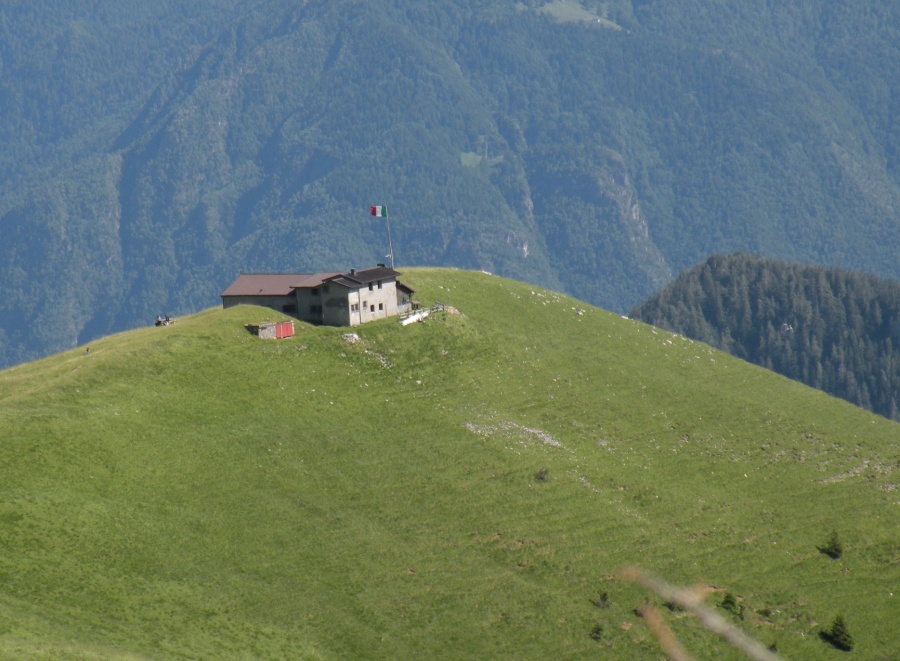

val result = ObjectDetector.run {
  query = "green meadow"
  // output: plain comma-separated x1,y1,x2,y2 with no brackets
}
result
0,269,897,659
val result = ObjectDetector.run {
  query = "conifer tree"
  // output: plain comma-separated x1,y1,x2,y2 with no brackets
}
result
822,614,854,651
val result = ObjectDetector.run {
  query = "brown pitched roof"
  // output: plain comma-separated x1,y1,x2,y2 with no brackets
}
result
221,267,401,297
292,273,342,288
220,273,340,297
325,266,402,288
326,276,360,289
347,266,401,283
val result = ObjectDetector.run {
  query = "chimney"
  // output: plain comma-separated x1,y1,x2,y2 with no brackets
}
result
377,263,386,268
350,268,356,275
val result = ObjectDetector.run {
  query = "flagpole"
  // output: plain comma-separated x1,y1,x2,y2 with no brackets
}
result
385,209,394,270
371,205,394,269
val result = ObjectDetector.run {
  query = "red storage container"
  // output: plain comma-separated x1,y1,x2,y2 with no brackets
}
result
275,321,294,338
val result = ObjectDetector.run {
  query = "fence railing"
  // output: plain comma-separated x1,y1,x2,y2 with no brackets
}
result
398,301,445,323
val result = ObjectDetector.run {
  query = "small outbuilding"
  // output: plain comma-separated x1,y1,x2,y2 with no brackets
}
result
257,321,294,339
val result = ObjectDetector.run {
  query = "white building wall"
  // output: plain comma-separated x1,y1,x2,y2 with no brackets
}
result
356,279,398,324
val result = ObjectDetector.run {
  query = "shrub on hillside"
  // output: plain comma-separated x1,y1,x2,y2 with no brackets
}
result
820,614,854,651
720,592,744,619
590,592,610,609
721,592,737,612
819,530,843,559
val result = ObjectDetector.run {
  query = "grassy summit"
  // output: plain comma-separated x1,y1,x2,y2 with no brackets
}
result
0,269,897,659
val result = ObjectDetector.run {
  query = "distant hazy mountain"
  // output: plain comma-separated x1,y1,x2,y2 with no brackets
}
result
631,253,900,420
1,1,899,368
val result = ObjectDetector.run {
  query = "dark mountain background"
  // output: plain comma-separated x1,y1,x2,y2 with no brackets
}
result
630,253,900,421
1,0,899,368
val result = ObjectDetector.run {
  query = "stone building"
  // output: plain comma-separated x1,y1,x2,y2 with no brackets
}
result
220,265,413,326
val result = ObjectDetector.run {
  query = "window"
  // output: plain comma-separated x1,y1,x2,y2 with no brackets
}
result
309,304,322,314
350,303,359,312
282,304,297,313
378,303,384,311
322,285,330,294
370,305,375,313
368,282,374,291
377,280,382,289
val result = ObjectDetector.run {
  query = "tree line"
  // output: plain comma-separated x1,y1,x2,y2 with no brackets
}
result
631,253,900,420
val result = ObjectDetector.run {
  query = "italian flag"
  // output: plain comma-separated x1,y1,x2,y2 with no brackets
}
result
370,205,387,217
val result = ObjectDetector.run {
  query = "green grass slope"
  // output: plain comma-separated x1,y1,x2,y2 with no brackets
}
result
0,269,897,659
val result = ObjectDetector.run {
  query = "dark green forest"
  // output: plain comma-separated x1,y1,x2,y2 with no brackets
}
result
631,253,900,421
1,0,899,368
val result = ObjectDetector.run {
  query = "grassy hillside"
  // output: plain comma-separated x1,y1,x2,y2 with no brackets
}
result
0,269,897,659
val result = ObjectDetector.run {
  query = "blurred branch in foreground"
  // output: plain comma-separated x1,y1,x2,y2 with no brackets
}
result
619,567,782,661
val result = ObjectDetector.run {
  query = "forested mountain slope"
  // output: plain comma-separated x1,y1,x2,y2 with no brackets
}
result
1,0,899,368
631,253,900,421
